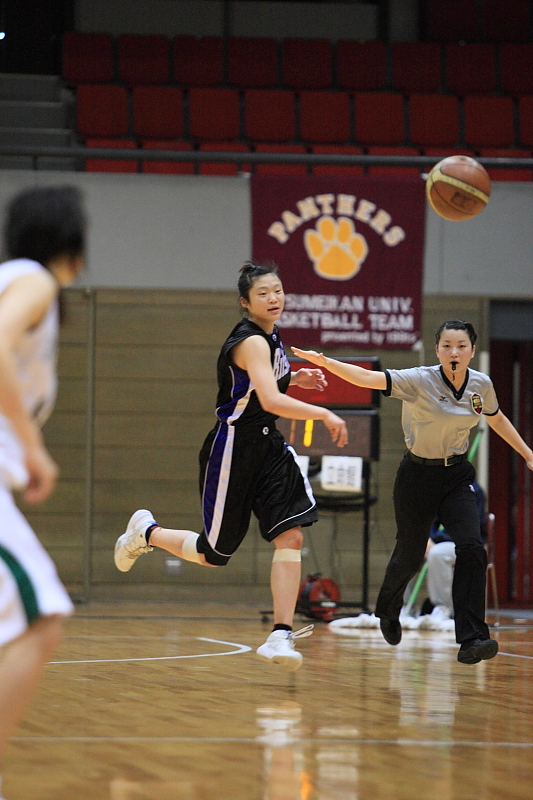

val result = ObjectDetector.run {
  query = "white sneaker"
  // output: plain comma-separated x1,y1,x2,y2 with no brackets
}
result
430,604,452,623
256,625,314,672
418,604,455,631
114,509,157,572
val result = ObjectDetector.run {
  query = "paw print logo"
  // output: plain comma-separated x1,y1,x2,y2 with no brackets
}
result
304,216,368,281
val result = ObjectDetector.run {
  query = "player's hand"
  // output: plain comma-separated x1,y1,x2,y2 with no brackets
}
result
23,444,59,504
291,347,328,368
526,456,533,473
293,368,328,391
323,411,348,448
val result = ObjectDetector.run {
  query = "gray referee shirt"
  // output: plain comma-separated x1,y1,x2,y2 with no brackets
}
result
383,365,499,460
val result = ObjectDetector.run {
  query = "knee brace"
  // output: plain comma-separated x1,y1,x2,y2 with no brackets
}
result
273,548,301,563
181,531,203,564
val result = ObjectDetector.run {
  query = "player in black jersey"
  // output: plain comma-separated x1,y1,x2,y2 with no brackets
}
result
114,262,347,671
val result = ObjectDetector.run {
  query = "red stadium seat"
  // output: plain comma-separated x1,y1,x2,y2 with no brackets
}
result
188,88,240,141
85,138,138,173
355,93,405,146
173,36,223,86
464,96,514,147
367,146,420,176
336,41,386,91
281,39,332,89
311,146,364,176
409,94,459,147
76,85,128,137
254,144,307,175
141,140,194,174
445,44,496,95
199,142,251,175
481,0,531,42
424,0,478,42
244,90,295,142
478,148,532,182
501,44,533,96
519,97,533,147
228,38,278,87
391,43,442,93
62,32,114,84
133,87,184,139
299,91,350,144
118,35,169,85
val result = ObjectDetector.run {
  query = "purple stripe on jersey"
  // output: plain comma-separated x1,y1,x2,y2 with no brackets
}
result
216,365,252,424
201,423,235,549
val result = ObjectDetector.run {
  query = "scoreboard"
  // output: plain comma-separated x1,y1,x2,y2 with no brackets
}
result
277,409,380,461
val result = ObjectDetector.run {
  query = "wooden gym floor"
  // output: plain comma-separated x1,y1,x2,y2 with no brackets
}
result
4,602,533,800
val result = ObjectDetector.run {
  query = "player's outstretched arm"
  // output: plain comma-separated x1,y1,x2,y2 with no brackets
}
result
291,347,387,391
486,410,533,471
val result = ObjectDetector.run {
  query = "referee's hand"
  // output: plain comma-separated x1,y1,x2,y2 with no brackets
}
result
323,410,348,447
291,347,327,368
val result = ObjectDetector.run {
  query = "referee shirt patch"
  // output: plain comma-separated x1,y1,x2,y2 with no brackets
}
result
471,393,483,415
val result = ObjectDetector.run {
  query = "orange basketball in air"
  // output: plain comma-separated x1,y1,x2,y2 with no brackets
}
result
426,155,491,221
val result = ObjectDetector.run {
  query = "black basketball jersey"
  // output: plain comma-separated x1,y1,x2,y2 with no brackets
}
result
215,318,291,427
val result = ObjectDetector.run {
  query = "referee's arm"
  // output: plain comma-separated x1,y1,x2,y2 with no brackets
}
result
291,347,387,391
486,409,533,471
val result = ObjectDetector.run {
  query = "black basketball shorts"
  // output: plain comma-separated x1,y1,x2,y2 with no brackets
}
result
196,422,318,566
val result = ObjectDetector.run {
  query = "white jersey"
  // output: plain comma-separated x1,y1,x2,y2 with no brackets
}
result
384,364,499,460
0,258,58,489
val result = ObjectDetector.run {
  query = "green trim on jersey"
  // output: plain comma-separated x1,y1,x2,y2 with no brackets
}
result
0,544,39,624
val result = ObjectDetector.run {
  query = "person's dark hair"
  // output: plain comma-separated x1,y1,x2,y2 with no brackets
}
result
4,185,86,268
238,260,279,302
435,318,477,347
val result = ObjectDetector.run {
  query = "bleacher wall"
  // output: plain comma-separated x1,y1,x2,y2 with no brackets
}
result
0,170,531,295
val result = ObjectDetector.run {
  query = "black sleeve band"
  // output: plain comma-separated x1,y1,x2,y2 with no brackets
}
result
382,369,392,397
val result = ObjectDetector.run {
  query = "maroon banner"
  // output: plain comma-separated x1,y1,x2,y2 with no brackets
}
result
251,175,426,349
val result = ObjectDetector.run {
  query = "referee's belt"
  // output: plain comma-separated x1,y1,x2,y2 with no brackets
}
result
407,451,466,467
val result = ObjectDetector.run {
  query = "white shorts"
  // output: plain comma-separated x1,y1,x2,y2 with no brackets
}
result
0,483,74,647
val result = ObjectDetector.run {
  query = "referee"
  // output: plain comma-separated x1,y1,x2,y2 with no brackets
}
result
293,319,533,665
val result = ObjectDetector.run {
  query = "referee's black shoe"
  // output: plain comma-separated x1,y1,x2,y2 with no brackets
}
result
457,638,498,665
379,618,402,646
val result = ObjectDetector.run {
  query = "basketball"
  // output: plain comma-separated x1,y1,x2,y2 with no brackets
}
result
426,155,491,221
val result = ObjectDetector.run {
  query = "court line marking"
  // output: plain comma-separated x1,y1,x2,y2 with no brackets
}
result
497,650,533,660
12,738,533,747
47,637,251,665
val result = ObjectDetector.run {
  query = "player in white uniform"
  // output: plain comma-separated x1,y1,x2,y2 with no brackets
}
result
293,319,533,665
114,263,348,671
0,186,86,795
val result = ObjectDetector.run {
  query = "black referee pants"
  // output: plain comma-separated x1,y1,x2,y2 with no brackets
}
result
375,454,490,644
